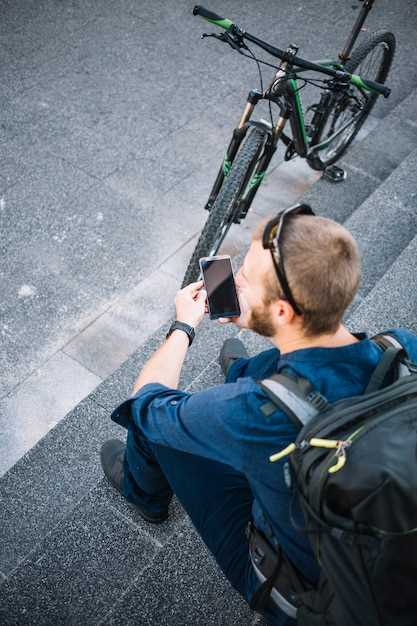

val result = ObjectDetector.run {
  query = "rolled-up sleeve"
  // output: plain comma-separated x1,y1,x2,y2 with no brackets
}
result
112,381,252,471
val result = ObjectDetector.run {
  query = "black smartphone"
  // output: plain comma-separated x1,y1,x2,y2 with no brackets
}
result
199,255,241,320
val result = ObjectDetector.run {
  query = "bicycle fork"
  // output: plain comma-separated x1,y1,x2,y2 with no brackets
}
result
233,112,290,224
204,90,290,223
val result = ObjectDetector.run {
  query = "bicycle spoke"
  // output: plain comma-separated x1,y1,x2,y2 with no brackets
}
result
311,33,394,168
319,94,358,160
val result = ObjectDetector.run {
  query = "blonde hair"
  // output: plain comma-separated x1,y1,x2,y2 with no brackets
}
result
253,214,361,337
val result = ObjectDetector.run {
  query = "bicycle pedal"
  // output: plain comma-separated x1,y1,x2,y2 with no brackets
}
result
323,165,347,183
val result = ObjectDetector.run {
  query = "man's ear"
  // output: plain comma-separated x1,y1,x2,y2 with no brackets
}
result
275,299,296,326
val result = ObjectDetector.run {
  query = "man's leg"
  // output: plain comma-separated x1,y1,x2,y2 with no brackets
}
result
120,421,293,626
123,420,253,597
122,424,173,519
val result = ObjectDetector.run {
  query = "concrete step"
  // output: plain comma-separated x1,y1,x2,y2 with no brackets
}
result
347,232,417,336
0,316,239,574
344,148,417,300
0,316,263,625
301,87,417,224
0,478,259,626
342,87,417,182
0,323,261,625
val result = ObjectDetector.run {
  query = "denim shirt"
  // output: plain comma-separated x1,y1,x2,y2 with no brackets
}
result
111,328,417,583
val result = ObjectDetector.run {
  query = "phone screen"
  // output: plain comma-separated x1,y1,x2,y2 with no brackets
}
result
200,256,241,319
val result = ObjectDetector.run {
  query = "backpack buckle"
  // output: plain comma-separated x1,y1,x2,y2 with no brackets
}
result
306,391,329,411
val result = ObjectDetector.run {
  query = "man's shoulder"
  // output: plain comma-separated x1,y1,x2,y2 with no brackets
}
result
226,346,279,383
190,374,292,417
379,328,417,359
189,376,298,437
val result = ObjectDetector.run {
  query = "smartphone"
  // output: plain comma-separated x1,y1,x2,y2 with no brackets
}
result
199,255,241,320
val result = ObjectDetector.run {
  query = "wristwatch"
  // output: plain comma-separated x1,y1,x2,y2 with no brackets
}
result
166,320,195,347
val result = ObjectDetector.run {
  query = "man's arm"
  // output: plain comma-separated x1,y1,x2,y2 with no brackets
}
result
132,280,207,395
132,330,189,394
127,377,253,473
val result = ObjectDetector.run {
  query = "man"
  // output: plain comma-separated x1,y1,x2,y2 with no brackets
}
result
101,206,417,626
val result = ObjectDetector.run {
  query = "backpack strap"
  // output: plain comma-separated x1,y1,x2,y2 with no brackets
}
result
259,333,410,425
259,368,330,430
366,333,409,394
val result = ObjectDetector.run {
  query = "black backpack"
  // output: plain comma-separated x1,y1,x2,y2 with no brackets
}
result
252,333,417,626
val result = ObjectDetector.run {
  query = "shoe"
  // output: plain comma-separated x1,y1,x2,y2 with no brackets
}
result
100,439,168,524
219,337,249,376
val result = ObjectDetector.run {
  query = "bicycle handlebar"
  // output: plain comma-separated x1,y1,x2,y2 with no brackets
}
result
192,5,233,31
193,5,391,98
350,74,391,98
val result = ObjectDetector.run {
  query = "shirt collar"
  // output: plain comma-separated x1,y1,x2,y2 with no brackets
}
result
277,332,370,364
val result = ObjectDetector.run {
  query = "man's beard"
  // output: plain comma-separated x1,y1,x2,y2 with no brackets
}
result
248,302,276,338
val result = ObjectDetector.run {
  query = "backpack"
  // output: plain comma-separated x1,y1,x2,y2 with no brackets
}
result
249,333,417,626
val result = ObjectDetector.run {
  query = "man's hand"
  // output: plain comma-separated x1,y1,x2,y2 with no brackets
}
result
175,280,207,328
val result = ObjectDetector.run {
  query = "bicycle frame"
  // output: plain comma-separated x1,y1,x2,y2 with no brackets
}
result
202,0,378,222
339,0,376,63
203,58,350,221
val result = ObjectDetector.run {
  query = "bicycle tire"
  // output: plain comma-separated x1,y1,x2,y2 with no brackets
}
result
181,127,267,288
310,30,396,169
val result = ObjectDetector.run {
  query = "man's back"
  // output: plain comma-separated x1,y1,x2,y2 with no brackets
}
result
224,327,417,582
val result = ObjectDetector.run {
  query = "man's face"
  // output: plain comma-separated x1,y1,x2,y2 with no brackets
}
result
234,240,278,337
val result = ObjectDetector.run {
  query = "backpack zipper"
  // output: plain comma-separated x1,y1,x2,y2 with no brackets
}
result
269,427,363,471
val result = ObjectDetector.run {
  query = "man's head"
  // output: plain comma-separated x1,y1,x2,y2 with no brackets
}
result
235,213,361,341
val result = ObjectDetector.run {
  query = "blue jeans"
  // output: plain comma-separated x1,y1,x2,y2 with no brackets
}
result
123,420,295,626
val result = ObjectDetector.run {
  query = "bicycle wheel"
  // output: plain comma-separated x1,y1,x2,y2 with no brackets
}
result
181,127,267,287
311,31,396,168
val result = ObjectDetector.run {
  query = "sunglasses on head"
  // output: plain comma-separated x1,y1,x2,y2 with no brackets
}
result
262,203,315,316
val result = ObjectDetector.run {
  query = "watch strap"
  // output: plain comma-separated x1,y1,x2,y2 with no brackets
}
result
166,321,195,346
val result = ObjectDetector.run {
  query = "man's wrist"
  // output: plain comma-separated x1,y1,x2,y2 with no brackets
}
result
166,320,195,346
176,319,197,329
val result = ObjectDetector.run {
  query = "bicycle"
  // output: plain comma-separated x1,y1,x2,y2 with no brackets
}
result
181,1,395,288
